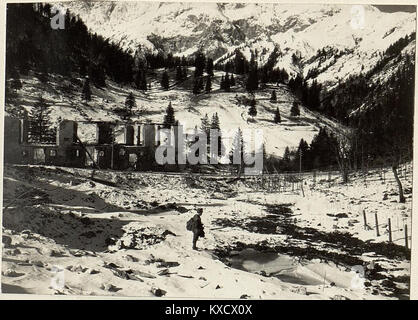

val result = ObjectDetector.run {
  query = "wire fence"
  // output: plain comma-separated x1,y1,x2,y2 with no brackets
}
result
222,161,413,191
236,162,413,249
361,209,411,249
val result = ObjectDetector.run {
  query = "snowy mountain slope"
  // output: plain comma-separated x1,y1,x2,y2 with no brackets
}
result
61,2,416,86
348,39,416,118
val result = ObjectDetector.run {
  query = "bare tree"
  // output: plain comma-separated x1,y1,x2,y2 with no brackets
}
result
388,137,407,203
330,129,353,184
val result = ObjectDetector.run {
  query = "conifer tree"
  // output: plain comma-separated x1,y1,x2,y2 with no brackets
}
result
283,147,291,162
193,77,201,95
125,92,136,117
230,128,245,176
82,76,91,103
206,58,214,77
140,72,147,91
163,102,176,128
246,56,259,92
10,67,22,90
134,69,142,89
274,107,281,123
161,70,169,90
211,113,220,131
280,146,292,171
90,64,106,87
248,101,257,118
5,84,17,105
198,77,204,92
194,51,206,78
297,138,311,171
220,75,225,90
29,95,55,143
224,73,231,92
211,112,222,156
230,74,235,86
205,76,212,93
270,90,277,102
182,66,188,79
201,114,210,136
38,63,49,84
290,101,300,117
176,65,183,81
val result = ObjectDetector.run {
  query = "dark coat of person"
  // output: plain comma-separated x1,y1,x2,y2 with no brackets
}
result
190,214,205,238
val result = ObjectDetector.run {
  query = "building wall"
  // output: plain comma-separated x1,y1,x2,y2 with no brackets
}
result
58,120,77,147
4,116,22,163
144,124,156,149
125,125,134,145
4,117,169,170
97,122,114,144
95,145,112,169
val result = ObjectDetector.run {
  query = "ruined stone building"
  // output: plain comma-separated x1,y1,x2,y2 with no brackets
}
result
3,116,181,170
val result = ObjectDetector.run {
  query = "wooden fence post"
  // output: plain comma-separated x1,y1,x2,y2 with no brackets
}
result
405,225,409,249
300,180,305,197
375,213,380,237
388,218,392,243
363,209,367,230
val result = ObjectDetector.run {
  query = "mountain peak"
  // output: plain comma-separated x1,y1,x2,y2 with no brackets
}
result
62,2,415,86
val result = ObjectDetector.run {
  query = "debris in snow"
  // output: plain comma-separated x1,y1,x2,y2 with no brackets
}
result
112,225,169,250
150,287,166,297
156,261,180,268
101,283,122,292
124,254,139,262
69,249,88,257
4,248,21,256
291,287,307,295
157,269,171,276
2,269,24,277
86,268,99,274
112,268,144,281
67,265,87,273
105,237,117,246
30,260,45,267
161,230,176,237
49,249,66,257
103,262,121,269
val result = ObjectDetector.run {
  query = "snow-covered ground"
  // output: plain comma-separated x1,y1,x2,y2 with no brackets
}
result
1,164,412,299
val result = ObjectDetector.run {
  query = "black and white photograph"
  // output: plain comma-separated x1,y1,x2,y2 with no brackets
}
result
1,0,416,300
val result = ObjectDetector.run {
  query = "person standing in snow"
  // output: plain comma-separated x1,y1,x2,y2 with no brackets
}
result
187,208,205,250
